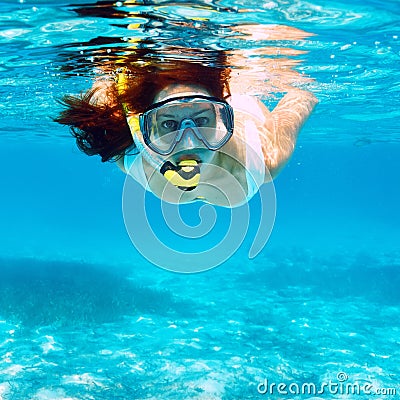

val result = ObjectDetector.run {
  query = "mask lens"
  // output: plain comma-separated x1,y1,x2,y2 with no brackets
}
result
199,103,232,148
146,104,179,154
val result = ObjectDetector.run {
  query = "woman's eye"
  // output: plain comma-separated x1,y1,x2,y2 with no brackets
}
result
195,117,209,126
161,120,178,131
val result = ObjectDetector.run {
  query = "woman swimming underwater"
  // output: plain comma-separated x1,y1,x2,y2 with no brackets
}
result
56,46,317,207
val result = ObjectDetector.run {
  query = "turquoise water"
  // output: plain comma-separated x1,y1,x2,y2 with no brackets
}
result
1,0,399,399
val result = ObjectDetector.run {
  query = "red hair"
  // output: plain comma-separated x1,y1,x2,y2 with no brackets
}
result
55,54,231,162
119,58,231,113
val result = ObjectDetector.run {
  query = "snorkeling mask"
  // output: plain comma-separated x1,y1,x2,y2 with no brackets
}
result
139,95,234,155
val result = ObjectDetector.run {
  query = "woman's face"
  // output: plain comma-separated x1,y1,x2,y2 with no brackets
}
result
153,84,219,166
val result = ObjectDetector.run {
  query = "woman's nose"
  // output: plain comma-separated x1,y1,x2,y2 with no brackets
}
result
180,128,201,148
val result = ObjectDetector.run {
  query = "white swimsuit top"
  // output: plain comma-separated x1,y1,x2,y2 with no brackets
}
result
123,95,266,207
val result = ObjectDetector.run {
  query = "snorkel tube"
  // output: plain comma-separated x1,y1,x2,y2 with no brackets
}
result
116,71,201,191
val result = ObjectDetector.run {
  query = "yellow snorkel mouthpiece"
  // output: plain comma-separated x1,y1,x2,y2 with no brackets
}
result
160,159,200,191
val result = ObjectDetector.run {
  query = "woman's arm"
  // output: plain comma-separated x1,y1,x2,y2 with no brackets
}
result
261,88,318,178
89,78,118,106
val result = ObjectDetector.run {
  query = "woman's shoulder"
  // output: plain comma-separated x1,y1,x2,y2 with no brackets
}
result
227,94,271,122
